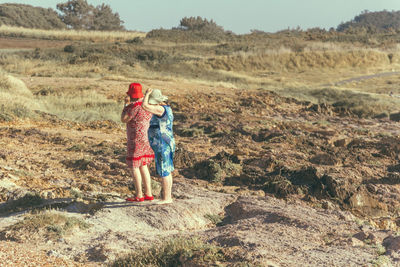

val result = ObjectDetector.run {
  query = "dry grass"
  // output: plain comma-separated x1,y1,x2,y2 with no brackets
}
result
112,236,252,267
339,74,400,95
207,49,394,72
0,72,121,122
39,90,121,122
0,25,145,42
0,72,44,120
0,56,115,78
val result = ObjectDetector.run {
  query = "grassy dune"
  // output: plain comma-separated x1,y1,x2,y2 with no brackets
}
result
0,72,41,120
207,49,392,71
0,72,120,122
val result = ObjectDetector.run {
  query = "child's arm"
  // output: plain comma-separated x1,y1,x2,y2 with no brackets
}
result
121,95,132,123
143,88,165,116
121,107,131,123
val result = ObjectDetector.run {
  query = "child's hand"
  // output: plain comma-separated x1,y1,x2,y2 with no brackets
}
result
145,88,153,95
124,95,131,105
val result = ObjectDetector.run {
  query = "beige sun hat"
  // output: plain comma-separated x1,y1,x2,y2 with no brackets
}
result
148,89,168,104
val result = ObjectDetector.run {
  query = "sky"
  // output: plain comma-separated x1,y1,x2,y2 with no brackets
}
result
1,0,400,34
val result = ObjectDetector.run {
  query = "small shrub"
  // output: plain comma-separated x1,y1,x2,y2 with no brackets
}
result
63,158,92,171
136,49,169,62
64,44,75,53
176,127,204,137
67,143,87,152
0,104,35,121
371,255,391,267
126,36,143,44
0,212,90,241
0,107,13,121
205,214,224,225
69,188,84,199
193,159,224,182
375,244,386,256
112,237,249,267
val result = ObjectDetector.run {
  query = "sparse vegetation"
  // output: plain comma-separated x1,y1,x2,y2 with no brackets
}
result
112,236,252,267
0,72,42,121
38,89,121,122
0,72,121,122
371,255,391,267
0,25,144,42
63,158,93,171
0,211,90,241
205,214,224,225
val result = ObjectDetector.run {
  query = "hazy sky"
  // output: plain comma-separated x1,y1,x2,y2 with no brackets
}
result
1,0,400,33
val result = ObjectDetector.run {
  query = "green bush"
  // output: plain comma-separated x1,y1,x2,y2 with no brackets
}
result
146,16,232,43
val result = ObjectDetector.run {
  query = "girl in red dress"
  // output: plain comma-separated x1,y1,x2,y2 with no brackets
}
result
121,83,155,202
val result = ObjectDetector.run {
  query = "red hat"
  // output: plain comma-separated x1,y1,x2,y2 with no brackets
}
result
127,83,143,98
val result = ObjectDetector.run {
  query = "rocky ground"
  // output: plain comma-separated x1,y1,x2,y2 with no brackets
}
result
0,79,400,266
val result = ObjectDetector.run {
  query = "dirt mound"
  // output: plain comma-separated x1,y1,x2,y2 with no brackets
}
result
205,196,382,266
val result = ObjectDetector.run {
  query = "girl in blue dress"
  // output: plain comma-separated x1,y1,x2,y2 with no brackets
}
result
142,88,175,204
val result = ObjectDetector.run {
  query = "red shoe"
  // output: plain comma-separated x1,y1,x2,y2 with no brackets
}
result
126,196,144,202
144,195,154,201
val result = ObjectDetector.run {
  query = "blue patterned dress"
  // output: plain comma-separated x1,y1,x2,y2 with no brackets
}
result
148,105,175,177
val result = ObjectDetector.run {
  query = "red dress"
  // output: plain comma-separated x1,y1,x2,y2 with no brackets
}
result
125,101,154,168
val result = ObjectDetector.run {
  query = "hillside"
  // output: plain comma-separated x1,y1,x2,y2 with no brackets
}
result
0,4,65,30
337,10,400,33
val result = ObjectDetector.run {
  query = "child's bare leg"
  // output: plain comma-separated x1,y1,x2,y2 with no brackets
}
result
132,167,143,198
161,174,172,202
140,165,152,197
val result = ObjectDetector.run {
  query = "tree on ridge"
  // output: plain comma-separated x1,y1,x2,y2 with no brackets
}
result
57,0,124,31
